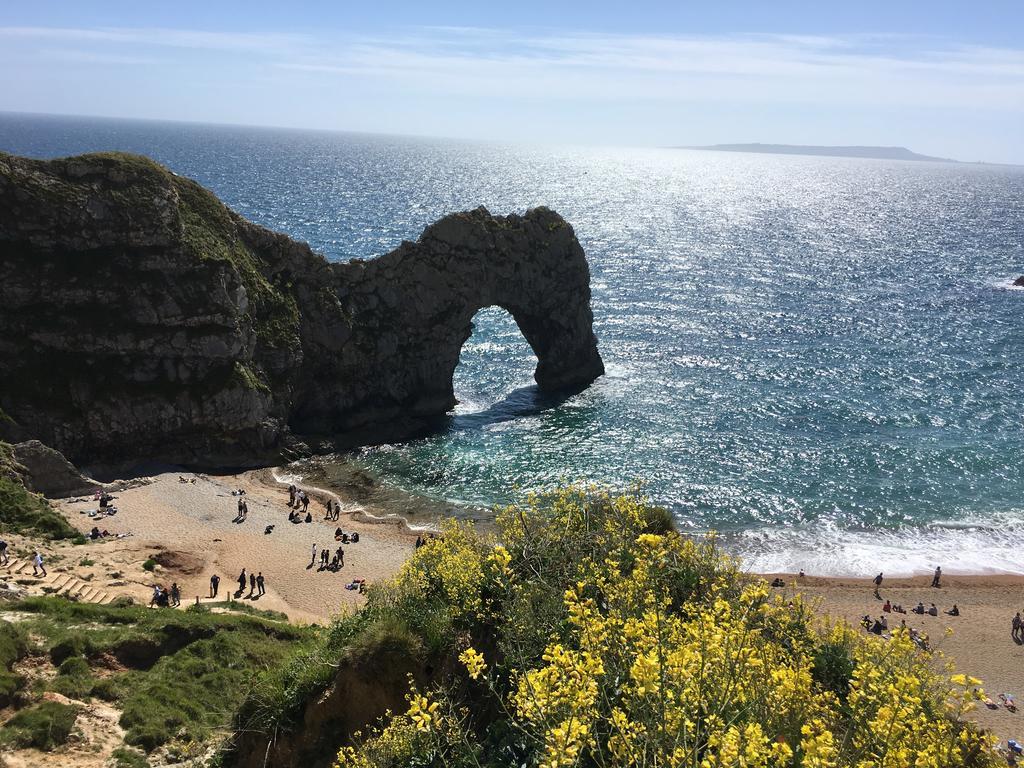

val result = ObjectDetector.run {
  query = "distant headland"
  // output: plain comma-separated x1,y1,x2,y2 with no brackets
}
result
681,143,957,163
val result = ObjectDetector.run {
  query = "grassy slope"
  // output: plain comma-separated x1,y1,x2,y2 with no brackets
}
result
0,442,78,540
0,597,316,753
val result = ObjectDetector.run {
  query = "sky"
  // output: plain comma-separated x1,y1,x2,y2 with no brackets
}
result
1,1,1022,163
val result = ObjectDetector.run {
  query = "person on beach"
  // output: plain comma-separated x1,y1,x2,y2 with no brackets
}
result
170,582,181,607
931,566,942,588
872,572,883,599
302,493,310,512
305,511,312,523
237,497,245,516
1013,612,1022,641
945,604,959,616
914,602,925,614
310,543,317,567
928,603,938,616
150,584,162,607
288,484,296,506
256,572,265,596
32,551,46,577
336,545,344,568
249,571,256,597
210,574,220,598
238,568,247,594
0,539,8,566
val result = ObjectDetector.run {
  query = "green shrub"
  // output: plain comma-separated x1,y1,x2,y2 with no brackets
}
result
111,746,149,768
0,700,78,750
141,558,157,572
0,620,27,706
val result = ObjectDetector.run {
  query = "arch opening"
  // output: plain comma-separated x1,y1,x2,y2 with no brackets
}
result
450,306,541,422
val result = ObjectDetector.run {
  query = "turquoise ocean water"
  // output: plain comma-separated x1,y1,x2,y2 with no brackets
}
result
3,112,1022,575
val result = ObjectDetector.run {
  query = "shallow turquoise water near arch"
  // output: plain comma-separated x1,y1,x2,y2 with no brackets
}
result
3,113,1022,575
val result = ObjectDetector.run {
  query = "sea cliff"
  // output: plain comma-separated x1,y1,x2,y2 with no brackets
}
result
0,151,603,471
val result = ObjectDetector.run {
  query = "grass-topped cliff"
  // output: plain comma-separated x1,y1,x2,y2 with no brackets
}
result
222,488,997,768
0,150,603,470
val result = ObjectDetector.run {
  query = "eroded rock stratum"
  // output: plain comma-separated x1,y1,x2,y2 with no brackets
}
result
0,151,604,469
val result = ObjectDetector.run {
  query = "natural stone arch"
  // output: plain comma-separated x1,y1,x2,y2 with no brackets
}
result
291,206,606,439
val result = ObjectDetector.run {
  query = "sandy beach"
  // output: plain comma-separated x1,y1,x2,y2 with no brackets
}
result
768,572,1024,743
47,470,420,625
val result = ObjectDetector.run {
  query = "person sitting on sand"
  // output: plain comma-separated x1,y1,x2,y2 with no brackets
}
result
883,599,891,613
914,602,925,614
861,615,872,630
928,603,938,616
265,524,274,535
771,577,785,588
305,511,312,523
351,531,359,543
946,604,960,616
335,527,344,540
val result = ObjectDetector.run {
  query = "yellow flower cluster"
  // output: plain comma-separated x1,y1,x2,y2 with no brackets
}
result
333,487,1001,768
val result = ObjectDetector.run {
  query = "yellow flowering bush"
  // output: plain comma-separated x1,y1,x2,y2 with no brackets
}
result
333,487,999,768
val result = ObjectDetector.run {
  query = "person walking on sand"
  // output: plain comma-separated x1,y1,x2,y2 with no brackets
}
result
1013,612,1022,642
210,574,220,598
237,568,247,594
310,543,317,567
872,572,883,599
32,551,46,577
931,566,942,588
256,572,265,596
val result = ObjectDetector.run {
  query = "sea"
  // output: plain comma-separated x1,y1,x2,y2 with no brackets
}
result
2,112,1022,576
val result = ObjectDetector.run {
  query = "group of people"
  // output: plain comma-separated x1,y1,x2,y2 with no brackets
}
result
235,568,267,599
234,490,250,523
288,485,311,512
310,542,346,571
150,582,181,608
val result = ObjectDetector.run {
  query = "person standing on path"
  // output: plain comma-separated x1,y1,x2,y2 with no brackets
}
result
0,539,8,566
32,551,46,577
210,574,220,598
931,566,942,588
256,572,265,596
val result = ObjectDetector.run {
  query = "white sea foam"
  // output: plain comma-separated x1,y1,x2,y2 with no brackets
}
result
726,513,1024,577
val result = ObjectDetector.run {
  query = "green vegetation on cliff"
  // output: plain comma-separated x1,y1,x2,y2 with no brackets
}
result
0,442,78,540
228,488,997,768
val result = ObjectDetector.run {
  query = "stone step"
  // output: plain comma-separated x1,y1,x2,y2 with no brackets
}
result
49,574,74,590
96,592,113,605
79,587,98,602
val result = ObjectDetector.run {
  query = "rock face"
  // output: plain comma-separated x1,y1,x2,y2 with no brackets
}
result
0,151,603,469
1014,275,1024,287
10,440,101,498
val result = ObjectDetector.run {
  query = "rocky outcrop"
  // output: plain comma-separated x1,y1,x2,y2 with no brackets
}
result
0,151,603,469
10,440,101,498
1014,275,1024,287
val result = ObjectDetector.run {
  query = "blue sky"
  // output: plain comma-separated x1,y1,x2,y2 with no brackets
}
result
1,1,1022,162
